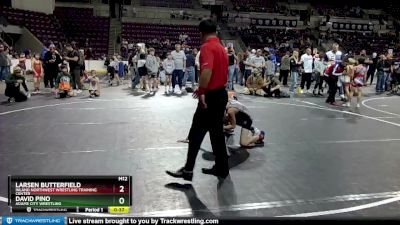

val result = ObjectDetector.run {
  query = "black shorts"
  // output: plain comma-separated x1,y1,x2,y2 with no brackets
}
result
138,67,147,77
236,111,253,130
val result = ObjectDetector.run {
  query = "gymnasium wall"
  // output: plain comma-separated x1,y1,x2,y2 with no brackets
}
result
12,0,55,15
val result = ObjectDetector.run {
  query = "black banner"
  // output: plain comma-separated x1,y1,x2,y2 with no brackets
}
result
66,217,400,225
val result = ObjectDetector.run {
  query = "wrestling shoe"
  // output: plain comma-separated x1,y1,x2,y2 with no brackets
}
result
256,131,265,144
356,103,361,108
166,167,193,181
8,97,15,103
342,102,350,107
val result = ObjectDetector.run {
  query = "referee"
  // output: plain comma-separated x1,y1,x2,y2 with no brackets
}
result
166,19,229,181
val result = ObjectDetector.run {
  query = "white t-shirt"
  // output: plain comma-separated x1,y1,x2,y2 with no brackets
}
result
251,56,265,69
325,50,343,63
301,54,314,73
171,50,186,70
245,57,253,70
137,59,146,68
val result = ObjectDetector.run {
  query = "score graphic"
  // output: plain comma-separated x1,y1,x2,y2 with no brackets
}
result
8,176,132,213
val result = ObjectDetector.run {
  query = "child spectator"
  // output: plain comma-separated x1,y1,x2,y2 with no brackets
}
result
31,53,43,94
18,53,27,75
55,65,74,98
88,70,100,98
137,53,147,91
163,52,175,94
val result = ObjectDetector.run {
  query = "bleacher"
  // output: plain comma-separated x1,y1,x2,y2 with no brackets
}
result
330,31,397,54
122,22,200,48
0,5,64,44
54,7,109,58
139,0,193,9
231,0,276,13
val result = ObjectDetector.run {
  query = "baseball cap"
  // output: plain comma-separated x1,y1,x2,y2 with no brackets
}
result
251,49,256,54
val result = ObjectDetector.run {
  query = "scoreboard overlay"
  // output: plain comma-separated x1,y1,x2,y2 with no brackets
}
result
8,176,132,213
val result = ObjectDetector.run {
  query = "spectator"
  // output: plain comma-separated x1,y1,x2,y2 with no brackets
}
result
171,44,186,94
32,53,44,94
279,51,290,86
5,67,30,103
183,49,196,91
0,44,10,82
44,44,62,89
64,44,82,93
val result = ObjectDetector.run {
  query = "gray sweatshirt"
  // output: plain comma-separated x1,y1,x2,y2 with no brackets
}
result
146,55,159,74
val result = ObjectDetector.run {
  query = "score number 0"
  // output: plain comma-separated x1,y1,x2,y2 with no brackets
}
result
119,185,125,204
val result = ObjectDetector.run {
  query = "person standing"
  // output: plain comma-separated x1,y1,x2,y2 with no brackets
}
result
194,49,200,83
32,53,44,94
242,52,253,85
166,19,229,181
366,52,378,86
312,53,327,96
250,49,265,74
0,44,9,82
227,47,237,90
183,49,196,91
289,51,301,94
64,44,82,94
163,52,175,94
376,54,391,94
300,48,314,94
44,44,62,89
279,51,290,86
146,48,159,92
171,44,186,94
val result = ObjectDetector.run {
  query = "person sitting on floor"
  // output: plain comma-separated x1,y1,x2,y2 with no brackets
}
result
224,94,265,147
5,66,30,103
242,68,265,96
87,70,100,98
55,65,74,99
262,74,284,98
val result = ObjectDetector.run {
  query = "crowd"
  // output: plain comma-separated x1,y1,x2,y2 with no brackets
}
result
0,42,100,102
119,33,193,60
2,38,400,108
127,43,198,94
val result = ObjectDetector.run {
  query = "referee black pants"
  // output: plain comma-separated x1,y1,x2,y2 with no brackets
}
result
184,89,229,176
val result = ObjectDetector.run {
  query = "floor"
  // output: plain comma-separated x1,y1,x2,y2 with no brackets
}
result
0,80,400,218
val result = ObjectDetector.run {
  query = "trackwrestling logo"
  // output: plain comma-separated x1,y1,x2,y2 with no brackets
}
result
7,217,13,224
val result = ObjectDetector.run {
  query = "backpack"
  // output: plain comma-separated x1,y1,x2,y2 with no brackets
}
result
59,75,71,91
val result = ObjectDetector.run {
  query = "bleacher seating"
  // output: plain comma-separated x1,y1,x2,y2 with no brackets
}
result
139,0,193,9
314,4,363,18
328,31,397,55
236,26,311,51
231,0,276,13
0,6,64,45
54,7,109,58
122,23,200,49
